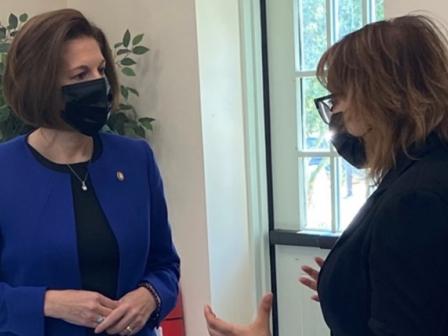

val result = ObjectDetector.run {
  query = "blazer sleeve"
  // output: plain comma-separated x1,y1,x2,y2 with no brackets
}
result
368,190,448,336
0,282,46,335
139,141,180,324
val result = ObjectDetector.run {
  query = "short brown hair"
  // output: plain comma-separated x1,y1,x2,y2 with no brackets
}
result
317,15,448,181
3,8,119,129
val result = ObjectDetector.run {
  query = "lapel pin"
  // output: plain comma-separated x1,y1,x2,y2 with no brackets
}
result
116,171,125,181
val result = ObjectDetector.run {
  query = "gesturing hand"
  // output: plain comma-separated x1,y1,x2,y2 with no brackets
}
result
299,256,325,302
204,293,273,336
94,287,157,335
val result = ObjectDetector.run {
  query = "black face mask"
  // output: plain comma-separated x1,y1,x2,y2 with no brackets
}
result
329,113,367,169
61,77,112,136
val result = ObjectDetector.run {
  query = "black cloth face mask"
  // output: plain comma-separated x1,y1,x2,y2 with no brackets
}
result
329,113,367,169
61,77,112,136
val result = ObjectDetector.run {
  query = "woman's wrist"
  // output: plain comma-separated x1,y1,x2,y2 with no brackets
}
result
44,290,61,318
138,282,161,325
138,282,161,310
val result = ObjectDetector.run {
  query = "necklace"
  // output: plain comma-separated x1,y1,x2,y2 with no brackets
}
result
66,163,90,191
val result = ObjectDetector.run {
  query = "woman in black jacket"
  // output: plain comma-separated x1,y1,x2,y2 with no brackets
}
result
205,14,448,336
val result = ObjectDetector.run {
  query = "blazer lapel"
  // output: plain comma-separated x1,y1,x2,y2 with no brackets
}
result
331,154,417,250
88,138,149,298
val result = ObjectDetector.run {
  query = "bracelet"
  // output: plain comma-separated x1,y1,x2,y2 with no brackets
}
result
139,282,162,327
139,282,162,311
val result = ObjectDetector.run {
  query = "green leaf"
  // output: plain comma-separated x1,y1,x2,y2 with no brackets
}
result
123,29,131,48
132,46,149,55
0,105,10,122
121,67,136,76
107,112,129,134
124,121,140,138
114,42,123,49
117,49,131,56
128,87,139,96
0,27,6,40
132,34,144,46
139,117,155,130
120,57,136,66
120,85,129,100
109,111,129,123
19,13,28,23
135,125,146,138
119,103,133,110
8,14,18,30
0,43,9,53
124,126,137,138
125,120,138,128
123,122,146,138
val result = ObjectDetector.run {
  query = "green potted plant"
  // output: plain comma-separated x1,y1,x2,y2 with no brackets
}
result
0,13,154,142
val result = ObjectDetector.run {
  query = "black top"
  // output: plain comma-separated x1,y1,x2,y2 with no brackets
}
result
318,134,448,336
27,136,119,334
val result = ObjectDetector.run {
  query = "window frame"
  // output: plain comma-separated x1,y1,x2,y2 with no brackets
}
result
257,1,384,334
295,0,380,233
261,0,384,236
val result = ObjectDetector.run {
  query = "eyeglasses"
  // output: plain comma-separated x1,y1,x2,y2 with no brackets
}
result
314,94,334,125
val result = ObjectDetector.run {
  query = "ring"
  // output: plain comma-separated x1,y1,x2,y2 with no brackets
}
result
96,315,105,324
125,326,133,333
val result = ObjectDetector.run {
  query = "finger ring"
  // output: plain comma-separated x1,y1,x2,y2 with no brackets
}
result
126,326,133,333
96,315,105,324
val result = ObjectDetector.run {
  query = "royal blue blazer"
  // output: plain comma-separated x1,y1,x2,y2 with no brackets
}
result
0,133,180,336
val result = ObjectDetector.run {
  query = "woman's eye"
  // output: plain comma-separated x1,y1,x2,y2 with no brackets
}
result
72,72,87,80
329,98,338,109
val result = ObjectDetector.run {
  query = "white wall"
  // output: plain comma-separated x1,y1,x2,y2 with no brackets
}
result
0,0,65,18
385,0,448,20
276,247,329,336
195,0,256,324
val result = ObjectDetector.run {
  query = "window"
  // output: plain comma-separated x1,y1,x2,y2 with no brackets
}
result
266,0,384,234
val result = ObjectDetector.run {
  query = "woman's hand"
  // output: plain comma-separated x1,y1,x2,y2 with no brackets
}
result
94,287,157,335
44,290,119,328
204,293,273,336
298,256,325,301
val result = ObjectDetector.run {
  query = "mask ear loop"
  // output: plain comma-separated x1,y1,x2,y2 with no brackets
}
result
104,76,111,94
104,76,113,119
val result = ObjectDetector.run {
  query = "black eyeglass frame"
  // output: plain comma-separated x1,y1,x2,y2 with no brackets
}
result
314,94,334,125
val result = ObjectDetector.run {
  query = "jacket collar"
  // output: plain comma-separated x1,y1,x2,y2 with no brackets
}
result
376,133,447,192
333,133,447,247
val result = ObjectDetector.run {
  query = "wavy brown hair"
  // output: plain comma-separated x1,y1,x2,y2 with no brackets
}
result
317,15,448,182
3,9,119,129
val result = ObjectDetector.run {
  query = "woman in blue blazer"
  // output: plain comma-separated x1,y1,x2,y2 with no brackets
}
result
1,9,179,336
205,15,448,336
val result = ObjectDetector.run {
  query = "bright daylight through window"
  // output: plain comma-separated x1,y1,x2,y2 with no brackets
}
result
296,0,384,232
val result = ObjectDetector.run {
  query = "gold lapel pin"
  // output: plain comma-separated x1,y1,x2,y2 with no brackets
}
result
116,171,125,181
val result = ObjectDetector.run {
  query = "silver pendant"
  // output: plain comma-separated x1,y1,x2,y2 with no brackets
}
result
81,182,88,191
